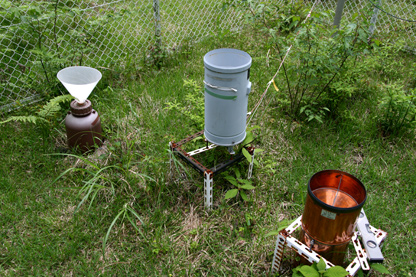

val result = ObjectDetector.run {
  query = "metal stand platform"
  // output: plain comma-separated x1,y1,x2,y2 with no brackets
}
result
169,130,255,210
271,213,387,276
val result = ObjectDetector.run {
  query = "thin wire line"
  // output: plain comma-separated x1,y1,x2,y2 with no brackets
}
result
246,45,292,127
332,174,343,206
368,0,416,23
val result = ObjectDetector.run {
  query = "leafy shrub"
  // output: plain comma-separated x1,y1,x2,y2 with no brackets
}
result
276,18,370,122
369,40,408,81
376,84,416,137
230,0,312,34
233,0,371,123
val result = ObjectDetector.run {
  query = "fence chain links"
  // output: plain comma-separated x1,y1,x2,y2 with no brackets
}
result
1,0,415,111
0,0,243,111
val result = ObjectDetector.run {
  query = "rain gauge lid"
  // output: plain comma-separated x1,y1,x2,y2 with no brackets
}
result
57,66,102,104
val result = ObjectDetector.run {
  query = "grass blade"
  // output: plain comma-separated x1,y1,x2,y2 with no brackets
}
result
102,208,125,256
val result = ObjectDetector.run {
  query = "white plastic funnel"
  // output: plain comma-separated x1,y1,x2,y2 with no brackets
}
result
57,66,102,104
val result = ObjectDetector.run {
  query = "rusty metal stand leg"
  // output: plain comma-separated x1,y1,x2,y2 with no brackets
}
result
351,232,370,271
204,170,213,210
271,234,286,274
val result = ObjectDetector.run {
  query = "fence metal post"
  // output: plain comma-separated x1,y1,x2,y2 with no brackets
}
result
333,0,346,28
369,0,382,38
153,0,162,49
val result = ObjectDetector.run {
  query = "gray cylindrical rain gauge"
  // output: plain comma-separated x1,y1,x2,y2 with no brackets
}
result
203,48,252,146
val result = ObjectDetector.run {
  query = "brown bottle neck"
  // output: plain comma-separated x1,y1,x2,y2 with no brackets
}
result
70,99,92,116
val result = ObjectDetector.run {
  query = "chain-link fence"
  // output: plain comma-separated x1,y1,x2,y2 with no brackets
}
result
1,0,415,112
318,0,416,44
0,0,243,112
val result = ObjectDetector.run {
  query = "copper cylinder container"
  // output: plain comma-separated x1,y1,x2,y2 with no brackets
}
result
65,100,102,153
300,170,367,265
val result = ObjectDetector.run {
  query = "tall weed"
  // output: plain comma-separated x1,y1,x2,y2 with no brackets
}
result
376,84,416,137
164,78,204,130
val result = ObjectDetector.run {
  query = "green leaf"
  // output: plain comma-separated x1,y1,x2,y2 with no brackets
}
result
317,258,326,272
247,125,260,131
265,230,280,237
242,148,252,162
239,179,252,185
254,148,264,154
240,184,255,190
224,176,238,187
310,262,319,271
126,206,144,226
0,115,45,125
300,106,307,113
323,266,349,277
370,263,390,274
103,208,125,255
292,266,304,277
241,131,254,145
240,190,248,201
224,189,238,199
244,212,251,225
299,265,319,277
235,169,241,179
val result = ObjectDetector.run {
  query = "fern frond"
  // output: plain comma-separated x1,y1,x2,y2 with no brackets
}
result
49,94,74,105
0,115,47,125
1,95,73,126
37,103,61,118
37,94,73,118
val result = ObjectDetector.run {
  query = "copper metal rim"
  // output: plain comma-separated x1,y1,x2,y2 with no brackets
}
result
307,170,367,214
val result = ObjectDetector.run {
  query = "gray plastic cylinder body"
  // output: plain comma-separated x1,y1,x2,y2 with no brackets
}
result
203,49,252,146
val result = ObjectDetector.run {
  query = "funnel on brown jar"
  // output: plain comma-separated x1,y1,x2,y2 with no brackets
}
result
57,66,103,153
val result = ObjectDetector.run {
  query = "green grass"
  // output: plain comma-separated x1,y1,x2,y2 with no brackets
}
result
1,22,416,277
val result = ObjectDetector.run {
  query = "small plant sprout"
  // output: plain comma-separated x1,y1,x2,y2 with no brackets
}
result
292,258,349,277
240,125,263,166
224,169,255,201
103,202,145,256
265,219,290,237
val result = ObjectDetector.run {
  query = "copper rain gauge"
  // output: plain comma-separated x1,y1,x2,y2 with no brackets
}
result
299,170,367,265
